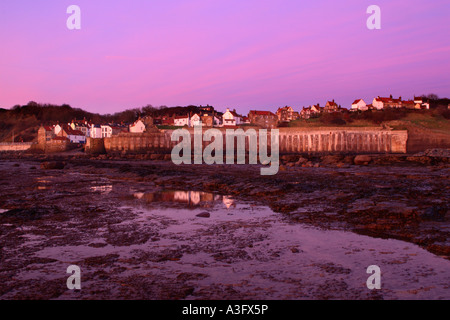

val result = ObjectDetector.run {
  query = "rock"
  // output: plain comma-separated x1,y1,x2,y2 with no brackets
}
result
290,247,300,253
150,154,160,160
40,161,65,170
296,157,308,165
321,155,343,165
343,155,355,164
406,156,432,165
286,162,295,168
420,206,447,222
354,155,372,165
196,212,211,218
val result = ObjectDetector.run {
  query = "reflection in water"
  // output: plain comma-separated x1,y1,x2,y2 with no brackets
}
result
133,190,235,209
90,185,113,194
35,177,51,191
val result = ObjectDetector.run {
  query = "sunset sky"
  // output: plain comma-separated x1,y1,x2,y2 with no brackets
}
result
0,0,449,114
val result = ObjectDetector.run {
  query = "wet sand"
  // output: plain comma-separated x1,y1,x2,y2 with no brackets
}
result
0,157,448,299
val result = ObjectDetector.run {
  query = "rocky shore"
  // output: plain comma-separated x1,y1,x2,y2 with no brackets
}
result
0,150,448,299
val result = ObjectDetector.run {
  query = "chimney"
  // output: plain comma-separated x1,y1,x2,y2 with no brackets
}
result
390,94,393,99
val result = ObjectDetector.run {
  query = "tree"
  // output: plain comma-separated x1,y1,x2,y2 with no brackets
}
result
426,94,439,100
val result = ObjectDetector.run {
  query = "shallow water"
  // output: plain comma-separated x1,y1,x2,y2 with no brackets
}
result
27,195,449,300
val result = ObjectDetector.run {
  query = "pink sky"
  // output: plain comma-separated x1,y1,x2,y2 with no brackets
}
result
0,0,449,114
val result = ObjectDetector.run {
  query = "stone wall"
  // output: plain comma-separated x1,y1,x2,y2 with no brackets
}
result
0,142,35,152
103,127,408,155
86,138,106,154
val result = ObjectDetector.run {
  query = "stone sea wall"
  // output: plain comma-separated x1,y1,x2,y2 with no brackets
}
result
100,127,408,154
0,142,35,152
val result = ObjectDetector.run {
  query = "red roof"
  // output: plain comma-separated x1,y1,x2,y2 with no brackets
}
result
52,136,69,141
352,99,363,105
62,125,84,136
327,101,338,106
44,126,53,132
375,96,402,103
249,110,276,116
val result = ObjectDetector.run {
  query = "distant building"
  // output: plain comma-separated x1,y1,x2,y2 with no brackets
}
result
414,97,430,110
276,106,299,122
174,115,190,127
300,104,322,119
56,125,86,144
190,114,202,127
100,125,125,138
248,110,278,129
222,108,242,127
351,99,368,112
90,124,102,138
372,95,402,110
324,100,340,113
69,119,90,137
402,100,415,109
129,119,146,133
42,126,54,141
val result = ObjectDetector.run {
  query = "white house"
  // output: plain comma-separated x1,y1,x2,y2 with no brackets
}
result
414,97,430,110
90,124,102,139
222,108,242,126
351,99,368,111
174,115,190,127
66,131,86,144
129,119,146,133
190,114,202,127
101,125,113,138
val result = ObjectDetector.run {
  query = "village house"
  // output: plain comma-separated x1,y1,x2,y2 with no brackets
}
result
69,119,90,137
324,100,340,113
372,95,402,110
414,97,430,110
129,119,146,133
174,115,190,127
350,99,368,112
100,125,126,138
248,110,278,129
90,124,102,138
276,106,299,122
161,116,175,126
190,114,202,127
402,100,416,109
42,126,54,141
55,124,86,144
222,108,242,127
300,104,322,119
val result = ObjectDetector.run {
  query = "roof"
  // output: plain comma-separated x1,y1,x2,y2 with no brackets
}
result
62,125,84,136
352,99,364,105
52,136,69,141
326,101,338,106
375,96,402,103
277,106,293,112
43,126,53,132
249,110,276,116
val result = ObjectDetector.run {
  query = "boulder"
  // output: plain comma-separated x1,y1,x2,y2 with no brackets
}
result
40,161,65,170
296,157,308,165
196,212,211,218
354,155,372,165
